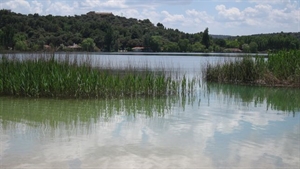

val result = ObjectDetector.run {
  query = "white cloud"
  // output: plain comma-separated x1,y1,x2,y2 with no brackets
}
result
186,9,214,23
1,0,30,11
161,11,185,23
81,0,127,9
120,9,139,18
30,0,43,14
45,1,77,15
141,9,161,23
249,0,293,4
213,2,300,32
138,0,193,5
216,5,244,21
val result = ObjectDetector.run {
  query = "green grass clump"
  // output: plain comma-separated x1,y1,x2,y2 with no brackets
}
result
204,57,265,84
0,53,191,98
268,50,300,84
203,50,300,87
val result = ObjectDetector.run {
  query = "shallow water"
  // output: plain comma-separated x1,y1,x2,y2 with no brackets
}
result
0,54,299,168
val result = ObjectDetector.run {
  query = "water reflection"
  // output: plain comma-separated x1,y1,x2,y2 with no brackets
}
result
0,84,299,168
206,83,300,115
0,97,176,128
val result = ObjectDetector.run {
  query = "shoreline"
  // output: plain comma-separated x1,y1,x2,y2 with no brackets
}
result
0,51,269,58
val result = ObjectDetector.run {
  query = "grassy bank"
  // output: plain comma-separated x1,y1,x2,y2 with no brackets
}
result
0,53,195,98
203,50,300,87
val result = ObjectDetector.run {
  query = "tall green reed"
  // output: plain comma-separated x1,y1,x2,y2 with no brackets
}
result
0,53,196,98
203,50,300,87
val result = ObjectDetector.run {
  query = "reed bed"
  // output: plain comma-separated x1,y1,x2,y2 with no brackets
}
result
0,53,196,98
203,50,300,87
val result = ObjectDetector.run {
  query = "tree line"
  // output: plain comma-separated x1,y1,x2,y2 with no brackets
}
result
0,9,299,52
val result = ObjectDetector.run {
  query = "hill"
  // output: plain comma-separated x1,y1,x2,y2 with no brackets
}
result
0,9,299,52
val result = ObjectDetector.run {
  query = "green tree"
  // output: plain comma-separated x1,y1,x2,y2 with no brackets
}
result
249,42,258,53
157,22,164,28
104,26,113,51
242,44,250,53
81,38,95,51
149,36,163,52
2,26,15,48
14,40,28,51
226,40,240,48
0,29,4,48
202,28,210,49
178,39,189,52
13,33,28,51
214,38,226,47
191,42,205,52
163,41,179,52
143,34,151,47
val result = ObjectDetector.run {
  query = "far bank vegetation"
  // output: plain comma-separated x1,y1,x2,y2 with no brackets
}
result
0,9,300,53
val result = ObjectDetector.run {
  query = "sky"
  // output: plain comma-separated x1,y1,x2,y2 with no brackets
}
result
0,0,299,35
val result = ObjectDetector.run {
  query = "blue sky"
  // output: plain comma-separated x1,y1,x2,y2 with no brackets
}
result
1,0,299,35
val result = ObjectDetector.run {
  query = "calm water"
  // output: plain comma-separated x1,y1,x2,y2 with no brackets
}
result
0,54,299,168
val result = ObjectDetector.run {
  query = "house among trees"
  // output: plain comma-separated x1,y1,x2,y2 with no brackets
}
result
87,11,113,16
43,45,51,51
132,47,152,52
224,48,242,53
132,47,144,52
67,43,81,50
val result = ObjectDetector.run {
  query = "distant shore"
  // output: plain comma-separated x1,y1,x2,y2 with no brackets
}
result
0,51,269,57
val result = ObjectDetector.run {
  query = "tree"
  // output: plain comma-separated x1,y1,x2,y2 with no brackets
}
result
143,34,151,47
191,42,205,52
2,26,15,49
13,32,28,50
104,26,113,51
157,22,164,28
14,40,28,51
214,38,226,47
226,39,240,48
81,38,95,51
0,29,4,48
178,39,189,52
242,44,250,53
249,42,258,53
163,41,179,52
202,28,210,49
149,36,163,52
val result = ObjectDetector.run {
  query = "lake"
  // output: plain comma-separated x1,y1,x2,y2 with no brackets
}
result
0,53,299,168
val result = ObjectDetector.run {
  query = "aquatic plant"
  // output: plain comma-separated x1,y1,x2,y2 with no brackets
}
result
203,50,300,87
0,53,199,98
0,53,197,98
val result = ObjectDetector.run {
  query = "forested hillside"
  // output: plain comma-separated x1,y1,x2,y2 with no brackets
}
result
0,9,299,52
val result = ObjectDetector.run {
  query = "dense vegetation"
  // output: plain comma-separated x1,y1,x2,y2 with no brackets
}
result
1,9,300,52
0,53,196,98
203,50,300,87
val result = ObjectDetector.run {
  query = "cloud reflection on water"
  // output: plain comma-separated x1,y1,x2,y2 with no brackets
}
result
0,83,299,168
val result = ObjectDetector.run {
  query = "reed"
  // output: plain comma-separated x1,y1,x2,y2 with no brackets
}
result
203,50,300,87
0,53,196,98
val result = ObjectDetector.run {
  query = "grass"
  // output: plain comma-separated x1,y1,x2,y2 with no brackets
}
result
0,53,196,98
203,50,300,87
